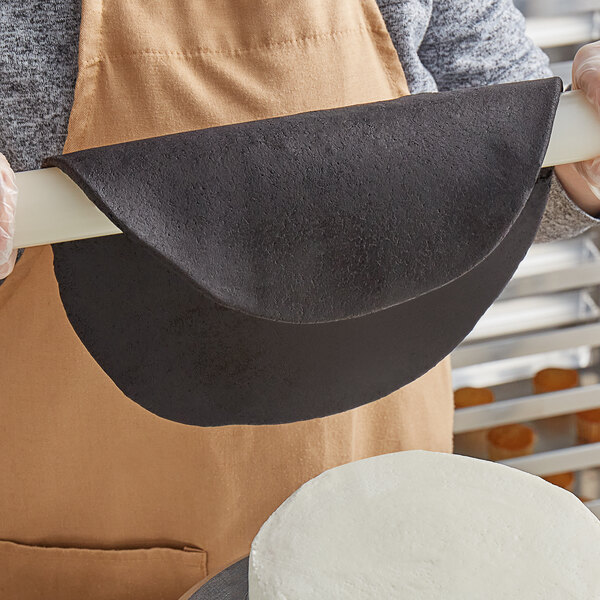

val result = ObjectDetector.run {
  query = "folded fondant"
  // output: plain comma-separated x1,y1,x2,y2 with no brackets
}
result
45,77,562,426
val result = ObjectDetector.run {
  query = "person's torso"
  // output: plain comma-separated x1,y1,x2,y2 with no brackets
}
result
0,4,452,598
0,0,441,170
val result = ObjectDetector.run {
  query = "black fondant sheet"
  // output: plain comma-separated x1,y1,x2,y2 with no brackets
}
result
45,77,562,426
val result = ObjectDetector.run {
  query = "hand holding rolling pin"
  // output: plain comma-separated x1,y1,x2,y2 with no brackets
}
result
0,153,17,279
555,42,600,216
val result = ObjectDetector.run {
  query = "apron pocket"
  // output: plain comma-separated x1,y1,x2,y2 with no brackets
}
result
0,539,207,600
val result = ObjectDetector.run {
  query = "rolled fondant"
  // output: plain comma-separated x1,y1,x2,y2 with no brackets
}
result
45,78,561,425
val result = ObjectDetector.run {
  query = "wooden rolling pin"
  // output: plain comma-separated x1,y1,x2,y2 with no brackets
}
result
13,90,600,249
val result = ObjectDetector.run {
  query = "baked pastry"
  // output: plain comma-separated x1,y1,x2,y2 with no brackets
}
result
576,408,600,443
533,367,578,394
486,423,536,461
542,471,575,492
454,387,495,458
454,386,495,408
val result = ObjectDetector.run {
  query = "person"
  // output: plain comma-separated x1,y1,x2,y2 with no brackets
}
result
1,1,600,597
3,3,600,274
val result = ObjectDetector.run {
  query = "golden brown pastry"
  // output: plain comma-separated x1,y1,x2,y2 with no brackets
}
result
487,424,536,461
533,368,578,394
576,408,600,443
542,471,575,492
454,387,495,408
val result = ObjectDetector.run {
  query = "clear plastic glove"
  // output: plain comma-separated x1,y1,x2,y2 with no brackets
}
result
570,41,600,202
0,153,18,279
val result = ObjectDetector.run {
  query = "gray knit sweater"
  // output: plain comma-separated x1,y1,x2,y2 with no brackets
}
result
1,0,599,244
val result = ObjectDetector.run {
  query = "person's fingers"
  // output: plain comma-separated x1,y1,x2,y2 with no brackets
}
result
567,42,600,204
0,152,18,278
575,155,600,199
0,249,17,279
572,40,600,110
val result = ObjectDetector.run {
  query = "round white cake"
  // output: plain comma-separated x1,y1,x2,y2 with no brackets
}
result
249,450,600,599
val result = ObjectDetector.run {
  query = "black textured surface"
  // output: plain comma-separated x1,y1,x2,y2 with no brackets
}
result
189,558,249,600
45,77,561,426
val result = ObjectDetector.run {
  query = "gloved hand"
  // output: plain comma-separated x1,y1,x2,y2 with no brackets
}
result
553,41,600,216
572,41,600,197
0,153,18,279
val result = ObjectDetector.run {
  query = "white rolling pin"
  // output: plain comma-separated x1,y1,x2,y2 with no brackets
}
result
12,90,600,249
13,168,121,249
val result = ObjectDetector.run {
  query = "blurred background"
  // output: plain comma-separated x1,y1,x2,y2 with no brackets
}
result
451,0,600,517
516,0,600,76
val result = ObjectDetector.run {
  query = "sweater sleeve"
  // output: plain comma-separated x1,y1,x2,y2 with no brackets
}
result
417,0,551,90
405,0,600,242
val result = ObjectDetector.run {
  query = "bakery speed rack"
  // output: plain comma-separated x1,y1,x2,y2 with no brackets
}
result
451,233,600,518
452,5,600,516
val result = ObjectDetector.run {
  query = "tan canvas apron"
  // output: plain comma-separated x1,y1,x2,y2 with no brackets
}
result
0,1,453,598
